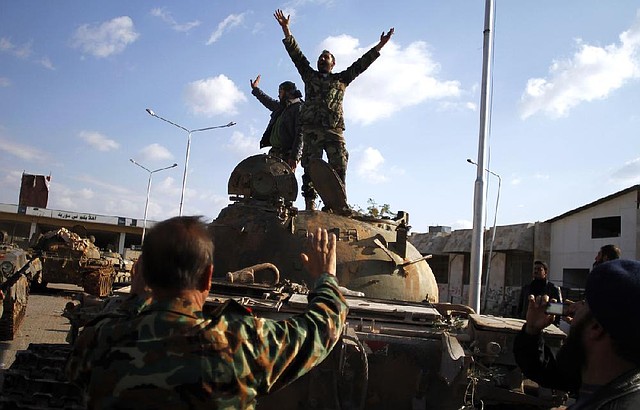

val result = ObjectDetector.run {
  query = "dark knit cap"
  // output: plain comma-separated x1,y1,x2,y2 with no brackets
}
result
279,81,297,93
586,259,640,343
279,81,302,99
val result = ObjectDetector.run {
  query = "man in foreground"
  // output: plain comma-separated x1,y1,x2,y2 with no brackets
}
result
514,259,640,408
66,216,348,409
274,9,393,212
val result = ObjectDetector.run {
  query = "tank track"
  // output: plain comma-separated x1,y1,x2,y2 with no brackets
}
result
0,285,29,341
0,343,84,409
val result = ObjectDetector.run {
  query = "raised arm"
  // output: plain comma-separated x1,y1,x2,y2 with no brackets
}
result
250,74,280,111
250,74,261,90
274,9,292,38
374,28,394,52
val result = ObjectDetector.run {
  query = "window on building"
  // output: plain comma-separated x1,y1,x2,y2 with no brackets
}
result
428,255,449,284
504,252,534,287
591,216,621,238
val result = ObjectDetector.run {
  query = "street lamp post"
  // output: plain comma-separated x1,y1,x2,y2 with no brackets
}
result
130,159,178,243
145,108,236,216
467,158,501,312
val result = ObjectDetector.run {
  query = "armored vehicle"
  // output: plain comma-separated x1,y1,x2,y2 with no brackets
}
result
100,250,134,285
31,228,116,297
207,154,568,409
0,235,41,340
0,155,568,409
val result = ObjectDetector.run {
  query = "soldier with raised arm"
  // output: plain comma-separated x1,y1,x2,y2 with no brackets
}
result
274,9,393,212
66,216,348,409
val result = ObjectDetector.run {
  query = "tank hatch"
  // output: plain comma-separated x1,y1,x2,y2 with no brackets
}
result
307,158,348,213
228,154,298,202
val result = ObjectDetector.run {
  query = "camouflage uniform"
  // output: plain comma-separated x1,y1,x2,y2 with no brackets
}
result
282,35,380,200
251,86,303,166
65,274,347,410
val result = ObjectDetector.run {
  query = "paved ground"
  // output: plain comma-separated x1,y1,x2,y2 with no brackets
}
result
0,283,82,383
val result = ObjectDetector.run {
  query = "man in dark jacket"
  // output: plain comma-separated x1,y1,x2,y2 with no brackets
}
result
274,9,393,212
250,75,303,171
514,259,640,409
518,260,563,322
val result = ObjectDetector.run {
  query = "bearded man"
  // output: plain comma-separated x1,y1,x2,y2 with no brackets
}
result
514,259,640,409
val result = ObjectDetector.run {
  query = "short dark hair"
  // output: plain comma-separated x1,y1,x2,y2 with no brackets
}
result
534,260,548,271
321,49,335,64
141,216,213,291
600,244,621,261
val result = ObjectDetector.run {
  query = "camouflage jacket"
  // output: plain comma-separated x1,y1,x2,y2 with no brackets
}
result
251,87,304,162
65,274,348,409
283,35,380,132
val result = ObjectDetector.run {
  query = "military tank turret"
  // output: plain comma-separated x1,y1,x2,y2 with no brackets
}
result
211,154,439,303
32,227,115,297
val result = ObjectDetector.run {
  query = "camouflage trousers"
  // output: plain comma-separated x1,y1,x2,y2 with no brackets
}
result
300,128,348,200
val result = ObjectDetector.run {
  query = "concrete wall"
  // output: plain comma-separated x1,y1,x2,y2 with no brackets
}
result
549,191,639,285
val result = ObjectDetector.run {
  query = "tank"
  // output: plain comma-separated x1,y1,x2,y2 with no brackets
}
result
32,227,116,297
206,155,569,409
0,235,41,340
212,155,439,303
100,250,135,285
0,155,569,409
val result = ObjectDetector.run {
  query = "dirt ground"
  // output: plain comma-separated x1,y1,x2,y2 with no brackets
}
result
0,283,82,386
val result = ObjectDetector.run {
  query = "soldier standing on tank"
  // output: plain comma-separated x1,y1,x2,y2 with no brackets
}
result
250,75,304,171
274,9,394,212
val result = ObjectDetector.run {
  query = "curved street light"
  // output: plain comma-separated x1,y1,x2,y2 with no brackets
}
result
130,158,178,243
145,108,236,216
467,158,502,312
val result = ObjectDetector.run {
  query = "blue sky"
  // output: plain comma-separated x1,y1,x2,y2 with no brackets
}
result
1,1,639,233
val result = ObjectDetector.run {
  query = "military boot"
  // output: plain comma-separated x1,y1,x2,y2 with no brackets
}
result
305,197,316,211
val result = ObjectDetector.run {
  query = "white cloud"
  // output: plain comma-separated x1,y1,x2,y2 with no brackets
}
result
315,36,462,125
609,157,640,185
0,37,33,59
0,77,10,87
150,7,201,32
533,172,550,180
39,57,54,70
71,16,139,58
224,130,261,157
184,74,247,116
519,13,640,119
104,198,139,218
0,37,54,69
452,219,473,230
354,147,389,183
74,174,130,195
1,170,22,189
0,136,46,161
510,176,522,186
206,13,245,45
140,143,173,162
156,176,182,197
78,131,120,151
79,188,95,199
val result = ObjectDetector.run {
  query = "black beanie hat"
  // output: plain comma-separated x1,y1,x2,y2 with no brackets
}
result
586,259,640,344
279,81,302,99
279,81,297,93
